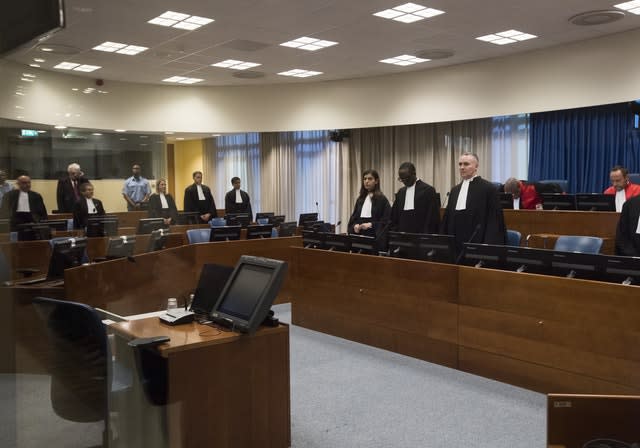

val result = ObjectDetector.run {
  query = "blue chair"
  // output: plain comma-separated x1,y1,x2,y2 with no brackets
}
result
186,228,211,244
539,179,569,193
553,236,603,254
628,173,640,185
506,230,521,246
210,217,226,227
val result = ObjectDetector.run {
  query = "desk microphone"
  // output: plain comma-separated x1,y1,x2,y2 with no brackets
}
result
315,201,320,217
455,223,482,265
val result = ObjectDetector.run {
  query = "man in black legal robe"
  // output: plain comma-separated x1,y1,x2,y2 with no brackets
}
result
441,152,506,251
0,175,48,230
183,171,217,223
615,194,640,256
224,177,253,221
390,162,440,234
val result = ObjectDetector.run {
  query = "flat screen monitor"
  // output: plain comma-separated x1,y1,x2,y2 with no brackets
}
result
269,215,286,226
541,194,576,210
417,234,457,264
504,246,553,275
105,236,136,260
302,229,325,249
497,193,514,210
461,243,506,269
210,255,288,334
602,255,640,285
255,212,275,221
550,250,605,280
17,223,52,241
190,263,234,315
387,231,421,259
177,211,200,225
137,218,167,235
277,221,297,237
40,219,68,231
209,225,242,242
324,234,351,252
0,219,9,233
47,237,87,280
146,229,168,252
86,216,118,237
575,194,616,212
308,221,332,232
246,224,273,239
348,234,378,255
298,212,318,227
1,0,65,56
225,213,250,227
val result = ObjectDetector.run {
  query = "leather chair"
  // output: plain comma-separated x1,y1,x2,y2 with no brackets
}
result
186,228,211,244
553,235,603,254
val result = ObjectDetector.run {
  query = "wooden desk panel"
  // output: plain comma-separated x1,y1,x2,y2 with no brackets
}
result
503,209,619,241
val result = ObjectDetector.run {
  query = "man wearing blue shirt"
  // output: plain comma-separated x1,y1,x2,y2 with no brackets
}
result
122,164,151,211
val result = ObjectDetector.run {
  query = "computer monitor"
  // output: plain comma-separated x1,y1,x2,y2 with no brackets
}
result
269,215,286,226
308,221,332,232
137,218,167,235
347,234,378,255
209,225,242,242
246,224,273,239
601,255,640,285
255,212,275,221
225,213,250,227
575,194,616,212
387,231,421,259
277,221,297,237
298,212,318,227
105,236,136,260
210,255,288,334
461,243,506,269
40,219,68,231
47,237,87,280
541,193,577,210
190,263,235,315
497,193,514,210
146,228,168,252
550,250,605,280
417,234,457,264
504,246,553,275
177,211,200,225
302,229,325,249
86,216,119,237
0,219,9,233
17,223,52,241
324,234,351,252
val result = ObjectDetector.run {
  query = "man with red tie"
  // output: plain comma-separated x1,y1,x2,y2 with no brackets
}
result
603,165,640,212
56,163,90,213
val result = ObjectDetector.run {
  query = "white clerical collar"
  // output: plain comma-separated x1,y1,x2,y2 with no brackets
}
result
455,176,477,211
159,193,169,209
17,191,30,212
360,194,373,218
86,198,97,214
615,189,626,213
403,181,417,211
235,189,242,203
196,184,205,200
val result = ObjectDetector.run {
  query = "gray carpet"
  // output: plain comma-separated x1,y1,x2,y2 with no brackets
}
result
272,303,546,448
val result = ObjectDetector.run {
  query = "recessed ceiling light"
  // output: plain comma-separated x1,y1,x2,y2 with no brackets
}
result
73,64,102,72
615,0,640,14
15,92,25,96
34,58,45,62
277,69,323,78
92,133,102,136
54,62,80,70
211,59,262,70
379,54,430,66
54,62,102,72
280,36,338,51
165,131,174,134
373,3,444,23
476,29,537,45
93,41,149,55
176,137,185,140
29,64,40,68
120,138,128,141
40,47,54,52
148,11,214,30
54,125,67,129
115,129,126,132
162,76,204,84
20,78,34,82
37,130,47,133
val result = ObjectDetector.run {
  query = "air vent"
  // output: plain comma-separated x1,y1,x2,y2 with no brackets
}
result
569,10,625,26
416,49,455,60
232,71,266,79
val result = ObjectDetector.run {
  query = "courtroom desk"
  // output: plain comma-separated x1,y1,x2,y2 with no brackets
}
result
457,266,640,395
0,240,52,277
526,233,615,254
110,318,290,448
84,232,185,260
290,248,459,368
503,209,619,241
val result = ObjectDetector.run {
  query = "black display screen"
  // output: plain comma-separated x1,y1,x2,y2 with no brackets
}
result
217,265,272,321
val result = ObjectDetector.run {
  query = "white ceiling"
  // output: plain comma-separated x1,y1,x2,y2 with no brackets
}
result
4,0,640,87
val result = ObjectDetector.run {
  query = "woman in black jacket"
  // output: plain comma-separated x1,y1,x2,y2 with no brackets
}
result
148,179,178,225
347,169,391,238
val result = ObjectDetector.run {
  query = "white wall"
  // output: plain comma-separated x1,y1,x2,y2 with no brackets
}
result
2,28,640,133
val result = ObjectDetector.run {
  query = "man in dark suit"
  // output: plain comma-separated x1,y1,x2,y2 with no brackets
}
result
390,162,440,234
56,163,90,213
183,171,217,223
0,175,47,230
72,183,105,229
224,177,253,221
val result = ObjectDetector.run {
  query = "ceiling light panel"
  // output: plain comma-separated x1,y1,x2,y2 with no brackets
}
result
54,62,80,70
379,54,430,66
148,10,214,30
212,59,261,70
373,3,444,23
280,36,338,51
614,0,640,14
93,41,148,55
476,30,538,45
162,76,204,84
74,64,102,72
277,69,323,78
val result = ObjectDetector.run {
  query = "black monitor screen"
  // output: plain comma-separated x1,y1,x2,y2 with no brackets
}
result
17,223,51,241
211,256,287,333
210,226,242,242
1,0,64,56
298,213,318,226
177,211,200,225
255,212,275,221
105,236,136,259
302,230,325,248
388,231,421,259
575,194,616,212
137,218,166,235
504,246,553,275
269,215,286,226
550,251,605,280
86,217,118,237
541,194,576,210
324,234,351,252
418,234,457,264
225,213,250,227
497,193,514,210
246,224,273,239
47,237,87,280
278,221,297,237
190,263,234,315
602,255,640,285
461,243,506,269
146,229,167,252
349,234,378,255
40,219,68,231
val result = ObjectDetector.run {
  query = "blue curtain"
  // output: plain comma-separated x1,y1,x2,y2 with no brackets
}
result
529,102,640,193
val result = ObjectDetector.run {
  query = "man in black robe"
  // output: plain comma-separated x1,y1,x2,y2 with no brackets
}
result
615,194,640,256
183,171,217,223
224,177,253,221
390,162,440,234
0,175,48,230
441,152,506,251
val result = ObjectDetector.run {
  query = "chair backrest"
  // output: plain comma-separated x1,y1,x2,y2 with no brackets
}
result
628,173,640,185
506,229,521,247
186,228,211,244
210,217,226,227
553,235,603,254
539,179,569,193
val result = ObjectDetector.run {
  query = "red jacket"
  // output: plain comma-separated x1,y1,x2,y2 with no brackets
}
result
604,182,640,200
519,181,542,209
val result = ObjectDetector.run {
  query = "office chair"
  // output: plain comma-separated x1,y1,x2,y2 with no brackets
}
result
186,228,211,244
539,179,569,193
506,230,521,247
553,235,603,254
210,217,226,227
628,173,640,185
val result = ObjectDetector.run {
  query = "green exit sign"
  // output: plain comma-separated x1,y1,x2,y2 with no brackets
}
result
21,129,39,137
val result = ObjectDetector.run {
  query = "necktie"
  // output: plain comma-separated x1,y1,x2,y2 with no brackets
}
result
73,180,79,199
